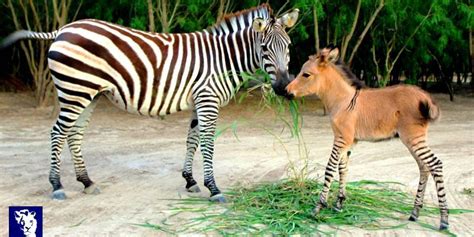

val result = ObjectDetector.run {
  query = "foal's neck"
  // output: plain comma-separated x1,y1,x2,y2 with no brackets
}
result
318,66,357,115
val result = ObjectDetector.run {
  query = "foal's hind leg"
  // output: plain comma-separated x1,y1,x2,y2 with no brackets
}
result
182,110,201,193
335,151,351,212
402,133,449,230
67,96,100,195
408,158,430,222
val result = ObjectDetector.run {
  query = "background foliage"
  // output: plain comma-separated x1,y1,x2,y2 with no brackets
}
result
0,0,472,105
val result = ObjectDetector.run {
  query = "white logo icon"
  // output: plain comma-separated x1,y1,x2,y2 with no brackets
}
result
14,209,37,237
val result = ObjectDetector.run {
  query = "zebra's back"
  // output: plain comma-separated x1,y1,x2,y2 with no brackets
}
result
48,19,201,117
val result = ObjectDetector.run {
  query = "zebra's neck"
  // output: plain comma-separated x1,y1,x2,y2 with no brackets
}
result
169,27,261,108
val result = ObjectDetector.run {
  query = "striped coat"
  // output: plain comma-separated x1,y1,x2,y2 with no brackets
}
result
2,4,299,202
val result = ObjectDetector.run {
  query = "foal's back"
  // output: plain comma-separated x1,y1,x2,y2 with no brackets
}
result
354,84,438,141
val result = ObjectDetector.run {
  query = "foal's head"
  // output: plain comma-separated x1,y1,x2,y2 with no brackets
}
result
286,47,363,97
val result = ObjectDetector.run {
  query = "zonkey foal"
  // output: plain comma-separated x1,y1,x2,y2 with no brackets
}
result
286,47,448,230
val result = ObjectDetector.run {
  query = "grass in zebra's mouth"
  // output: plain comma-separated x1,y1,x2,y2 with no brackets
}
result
216,69,311,183
136,179,473,235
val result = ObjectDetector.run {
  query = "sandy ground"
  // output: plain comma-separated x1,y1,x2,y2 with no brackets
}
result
0,92,473,236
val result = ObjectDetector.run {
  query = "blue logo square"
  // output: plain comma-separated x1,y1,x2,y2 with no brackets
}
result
9,206,43,237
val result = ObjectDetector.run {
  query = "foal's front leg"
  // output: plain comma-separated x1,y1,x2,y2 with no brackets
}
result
313,139,351,216
335,151,350,212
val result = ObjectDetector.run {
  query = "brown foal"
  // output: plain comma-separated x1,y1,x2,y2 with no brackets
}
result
286,47,448,230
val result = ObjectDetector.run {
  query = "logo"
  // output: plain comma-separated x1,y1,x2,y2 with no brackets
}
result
9,206,43,237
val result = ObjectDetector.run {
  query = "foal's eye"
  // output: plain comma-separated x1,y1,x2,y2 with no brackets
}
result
302,73,311,78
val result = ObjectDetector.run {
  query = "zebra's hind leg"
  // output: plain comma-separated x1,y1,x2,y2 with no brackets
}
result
67,96,100,195
49,90,99,200
182,110,201,193
334,151,350,212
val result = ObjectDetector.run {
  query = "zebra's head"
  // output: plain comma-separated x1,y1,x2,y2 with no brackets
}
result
253,9,299,99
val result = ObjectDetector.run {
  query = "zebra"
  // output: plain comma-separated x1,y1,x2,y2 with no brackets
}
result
2,4,299,202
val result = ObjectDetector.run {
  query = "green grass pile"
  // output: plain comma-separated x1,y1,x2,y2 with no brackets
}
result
137,180,473,236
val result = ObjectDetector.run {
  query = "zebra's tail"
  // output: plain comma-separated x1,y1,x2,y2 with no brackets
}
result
1,30,58,49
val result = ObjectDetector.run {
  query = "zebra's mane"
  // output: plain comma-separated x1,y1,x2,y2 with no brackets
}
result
207,4,272,35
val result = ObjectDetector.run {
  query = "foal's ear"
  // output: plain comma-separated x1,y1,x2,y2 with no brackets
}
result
327,48,339,63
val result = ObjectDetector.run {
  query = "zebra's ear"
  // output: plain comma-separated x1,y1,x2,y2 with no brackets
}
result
279,9,299,28
252,18,267,32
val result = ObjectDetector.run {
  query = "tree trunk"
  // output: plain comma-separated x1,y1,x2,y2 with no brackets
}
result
147,0,155,32
340,0,361,61
313,3,320,50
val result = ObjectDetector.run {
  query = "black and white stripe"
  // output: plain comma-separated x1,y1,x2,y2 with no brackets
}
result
3,4,298,201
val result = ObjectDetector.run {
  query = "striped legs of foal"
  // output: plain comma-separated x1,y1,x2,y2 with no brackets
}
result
67,97,100,195
335,151,350,211
182,110,201,193
408,138,449,230
50,94,98,199
313,140,350,215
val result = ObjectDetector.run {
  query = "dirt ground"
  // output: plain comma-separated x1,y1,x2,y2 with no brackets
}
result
0,92,473,236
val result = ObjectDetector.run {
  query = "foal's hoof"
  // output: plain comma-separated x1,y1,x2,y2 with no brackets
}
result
52,189,66,200
408,215,418,222
186,184,201,193
311,207,321,217
84,184,101,195
439,222,449,231
209,193,226,203
333,207,343,213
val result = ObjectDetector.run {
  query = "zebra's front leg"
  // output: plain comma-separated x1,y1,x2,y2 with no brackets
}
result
196,103,225,202
334,150,351,212
182,110,201,193
313,140,349,216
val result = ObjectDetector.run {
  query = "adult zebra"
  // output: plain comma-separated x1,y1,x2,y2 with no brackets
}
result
2,4,299,202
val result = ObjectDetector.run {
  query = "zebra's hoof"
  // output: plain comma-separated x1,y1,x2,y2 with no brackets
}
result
52,190,66,200
209,193,226,203
186,184,201,193
84,184,100,195
439,222,449,230
408,215,418,222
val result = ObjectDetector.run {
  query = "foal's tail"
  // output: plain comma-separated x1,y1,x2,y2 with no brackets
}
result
419,97,440,122
1,30,58,49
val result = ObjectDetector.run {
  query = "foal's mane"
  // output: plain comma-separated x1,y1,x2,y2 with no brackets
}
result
207,4,273,35
332,59,365,90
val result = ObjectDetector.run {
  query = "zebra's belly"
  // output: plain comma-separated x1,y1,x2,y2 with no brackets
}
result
103,90,193,117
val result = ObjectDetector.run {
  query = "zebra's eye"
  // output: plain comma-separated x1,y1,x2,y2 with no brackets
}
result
302,72,311,78
261,44,268,51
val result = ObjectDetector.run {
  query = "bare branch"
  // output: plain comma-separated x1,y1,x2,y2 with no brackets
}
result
348,0,385,65
341,0,361,61
390,5,433,72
